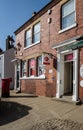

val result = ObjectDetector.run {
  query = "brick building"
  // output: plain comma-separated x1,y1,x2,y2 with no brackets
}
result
14,0,83,103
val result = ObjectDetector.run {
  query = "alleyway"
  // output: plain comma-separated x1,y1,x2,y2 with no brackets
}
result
0,91,83,130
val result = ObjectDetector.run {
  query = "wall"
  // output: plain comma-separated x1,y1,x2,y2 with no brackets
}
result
15,0,83,58
20,77,56,97
15,0,83,97
0,54,4,78
4,48,15,89
79,48,83,101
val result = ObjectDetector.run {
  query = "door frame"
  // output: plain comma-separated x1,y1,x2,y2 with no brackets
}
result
15,60,21,90
56,49,78,101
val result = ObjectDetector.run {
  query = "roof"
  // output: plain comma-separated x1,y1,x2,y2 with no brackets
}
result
14,0,61,35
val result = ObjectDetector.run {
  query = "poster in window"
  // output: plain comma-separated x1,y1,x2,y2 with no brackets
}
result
30,59,35,68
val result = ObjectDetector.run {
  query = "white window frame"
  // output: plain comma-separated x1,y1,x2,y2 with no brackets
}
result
20,54,45,79
22,60,26,77
25,28,31,47
60,0,76,32
38,55,45,77
33,22,40,44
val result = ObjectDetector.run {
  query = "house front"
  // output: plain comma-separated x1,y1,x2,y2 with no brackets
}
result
14,0,83,103
0,36,15,90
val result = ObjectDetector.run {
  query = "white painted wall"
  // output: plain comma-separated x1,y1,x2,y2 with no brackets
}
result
0,54,4,78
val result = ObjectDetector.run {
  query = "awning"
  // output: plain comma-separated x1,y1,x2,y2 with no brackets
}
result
60,40,83,52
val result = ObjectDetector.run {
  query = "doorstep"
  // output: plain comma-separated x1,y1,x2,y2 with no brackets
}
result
52,96,81,105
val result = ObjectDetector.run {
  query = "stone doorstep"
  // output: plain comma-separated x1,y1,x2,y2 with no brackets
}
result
52,96,81,105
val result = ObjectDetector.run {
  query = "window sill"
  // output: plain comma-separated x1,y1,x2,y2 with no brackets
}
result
59,23,77,34
20,75,45,80
24,41,40,50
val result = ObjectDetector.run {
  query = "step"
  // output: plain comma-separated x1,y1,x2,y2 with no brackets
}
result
52,97,81,105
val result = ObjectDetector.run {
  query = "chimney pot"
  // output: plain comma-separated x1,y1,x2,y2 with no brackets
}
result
32,12,36,17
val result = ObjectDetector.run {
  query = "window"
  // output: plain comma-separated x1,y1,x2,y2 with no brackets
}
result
38,56,45,76
29,59,36,76
22,60,26,76
62,0,75,29
24,22,40,48
38,56,42,76
25,29,31,47
33,22,40,43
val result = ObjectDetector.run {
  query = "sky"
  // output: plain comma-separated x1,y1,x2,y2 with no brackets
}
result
0,0,51,51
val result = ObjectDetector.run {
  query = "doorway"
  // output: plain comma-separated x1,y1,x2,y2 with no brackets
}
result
56,49,78,101
16,61,20,90
64,61,73,95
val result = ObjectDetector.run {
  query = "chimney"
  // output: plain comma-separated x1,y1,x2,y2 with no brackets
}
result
6,35,11,50
6,35,14,50
32,11,36,17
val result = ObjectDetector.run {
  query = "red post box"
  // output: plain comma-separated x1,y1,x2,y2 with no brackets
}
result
2,78,12,97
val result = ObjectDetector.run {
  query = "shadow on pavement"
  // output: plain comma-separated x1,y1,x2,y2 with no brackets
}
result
0,100,32,126
10,95,38,98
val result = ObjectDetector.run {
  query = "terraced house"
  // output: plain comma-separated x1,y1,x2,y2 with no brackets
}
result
14,0,83,103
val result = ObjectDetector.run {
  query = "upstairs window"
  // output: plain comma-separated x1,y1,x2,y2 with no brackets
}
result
25,29,31,47
33,22,40,43
62,0,75,29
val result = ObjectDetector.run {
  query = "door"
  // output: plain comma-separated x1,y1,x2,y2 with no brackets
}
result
16,70,20,88
16,61,20,90
64,61,73,94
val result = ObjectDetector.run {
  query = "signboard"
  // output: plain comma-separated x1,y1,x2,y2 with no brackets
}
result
80,65,83,78
64,53,73,61
43,54,50,65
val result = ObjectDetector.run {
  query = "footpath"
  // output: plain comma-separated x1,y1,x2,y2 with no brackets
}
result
0,91,83,130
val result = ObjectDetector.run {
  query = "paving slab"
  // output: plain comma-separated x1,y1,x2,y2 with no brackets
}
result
0,90,83,130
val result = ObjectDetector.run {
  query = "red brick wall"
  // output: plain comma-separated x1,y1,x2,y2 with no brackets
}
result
79,48,83,101
20,79,36,94
15,0,83,97
15,0,83,58
20,78,56,97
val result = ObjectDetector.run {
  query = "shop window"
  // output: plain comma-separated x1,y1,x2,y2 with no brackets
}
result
29,58,36,76
22,60,26,76
25,28,31,47
38,56,45,76
61,0,75,29
33,22,40,43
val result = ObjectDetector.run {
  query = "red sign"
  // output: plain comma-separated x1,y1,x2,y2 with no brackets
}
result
43,54,50,65
64,53,73,61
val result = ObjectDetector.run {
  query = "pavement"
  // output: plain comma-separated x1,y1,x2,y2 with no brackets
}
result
0,90,83,130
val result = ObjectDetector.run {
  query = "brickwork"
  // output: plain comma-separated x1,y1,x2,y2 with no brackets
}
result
20,79,36,94
20,77,56,97
79,48,83,101
15,0,83,98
